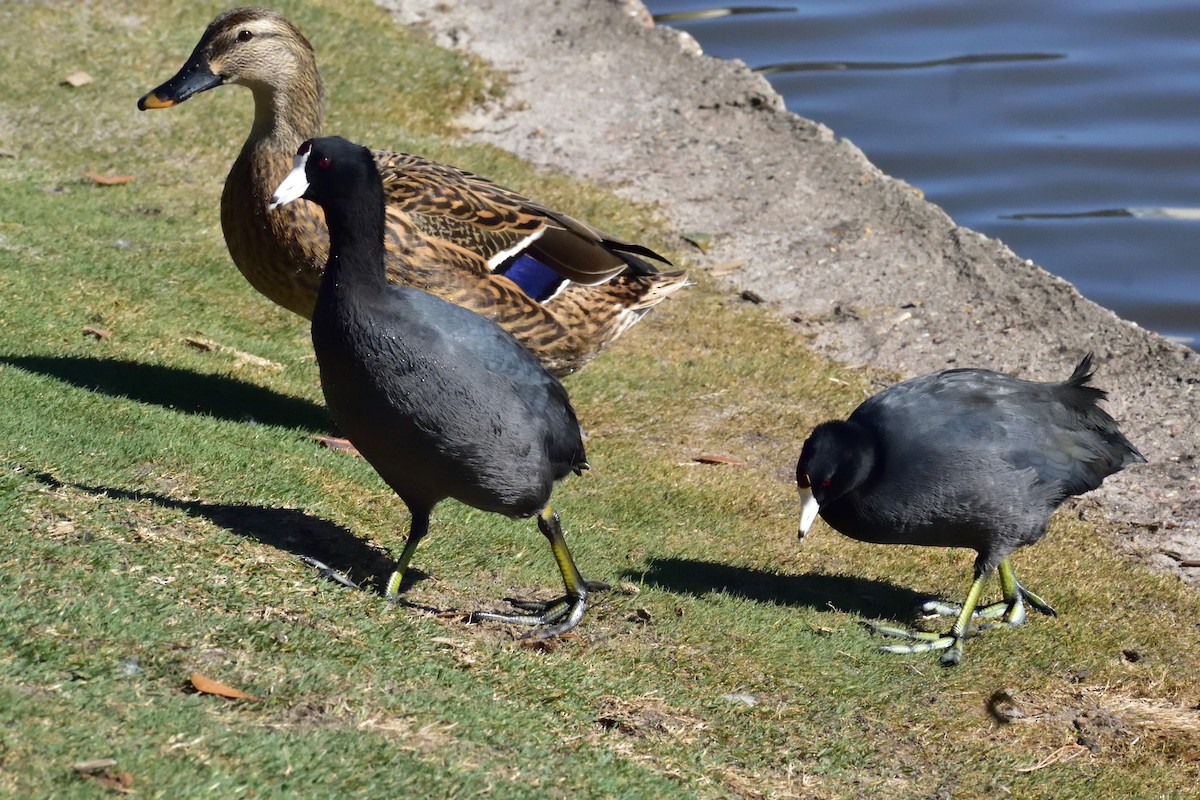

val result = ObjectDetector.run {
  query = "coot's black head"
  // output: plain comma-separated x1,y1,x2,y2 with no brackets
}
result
269,135,379,212
796,420,875,539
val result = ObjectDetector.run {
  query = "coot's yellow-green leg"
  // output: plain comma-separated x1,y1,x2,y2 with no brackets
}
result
871,569,989,666
871,557,1058,665
976,558,1057,631
1002,558,1056,616
922,559,1057,628
385,509,430,599
473,506,607,639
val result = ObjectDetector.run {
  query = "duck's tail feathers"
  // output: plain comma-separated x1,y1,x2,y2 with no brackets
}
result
610,244,674,275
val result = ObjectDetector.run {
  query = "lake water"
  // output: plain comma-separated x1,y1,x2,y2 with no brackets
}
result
644,0,1200,347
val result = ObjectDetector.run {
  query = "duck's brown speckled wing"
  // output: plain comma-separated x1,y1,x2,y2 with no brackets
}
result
377,206,583,370
372,151,689,373
373,151,669,286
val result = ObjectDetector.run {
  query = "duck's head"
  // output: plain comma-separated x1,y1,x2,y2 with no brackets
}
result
138,7,318,110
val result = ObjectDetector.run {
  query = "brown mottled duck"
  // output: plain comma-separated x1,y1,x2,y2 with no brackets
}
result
139,7,686,375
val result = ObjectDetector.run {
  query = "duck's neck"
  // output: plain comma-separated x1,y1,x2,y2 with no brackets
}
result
246,71,324,149
237,72,325,228
320,190,391,299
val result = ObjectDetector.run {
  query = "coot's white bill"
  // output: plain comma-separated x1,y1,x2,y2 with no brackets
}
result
269,148,311,209
798,486,820,539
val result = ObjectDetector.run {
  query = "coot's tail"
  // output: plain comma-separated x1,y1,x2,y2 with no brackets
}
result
1057,354,1146,496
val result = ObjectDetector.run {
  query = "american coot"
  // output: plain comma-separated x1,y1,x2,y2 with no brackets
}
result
271,136,604,639
796,356,1144,665
139,8,687,376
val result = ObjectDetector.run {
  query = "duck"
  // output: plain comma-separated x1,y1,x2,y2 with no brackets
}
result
271,135,606,638
795,355,1144,665
138,7,687,376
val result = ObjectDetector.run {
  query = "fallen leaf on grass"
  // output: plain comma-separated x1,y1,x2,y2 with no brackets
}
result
184,337,215,352
82,325,111,340
311,435,362,456
189,672,258,701
85,173,134,186
63,71,93,87
84,771,134,794
691,453,745,466
73,760,133,795
184,336,282,370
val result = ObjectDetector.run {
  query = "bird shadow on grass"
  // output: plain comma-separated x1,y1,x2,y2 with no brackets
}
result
632,557,931,623
34,471,405,595
2,355,334,435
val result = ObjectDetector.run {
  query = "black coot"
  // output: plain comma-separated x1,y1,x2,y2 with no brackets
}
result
796,356,1144,665
271,136,604,639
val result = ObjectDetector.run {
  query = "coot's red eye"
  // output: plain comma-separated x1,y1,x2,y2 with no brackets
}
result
316,157,331,169
821,479,832,488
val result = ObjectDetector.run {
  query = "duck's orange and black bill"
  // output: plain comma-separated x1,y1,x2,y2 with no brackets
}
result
137,50,222,110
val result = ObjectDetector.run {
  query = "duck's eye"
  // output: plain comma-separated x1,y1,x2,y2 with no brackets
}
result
236,29,254,42
316,156,331,169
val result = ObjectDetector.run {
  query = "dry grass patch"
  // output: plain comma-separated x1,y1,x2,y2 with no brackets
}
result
1018,684,1200,759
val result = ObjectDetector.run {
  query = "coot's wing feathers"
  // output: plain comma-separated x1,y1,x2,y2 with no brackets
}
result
853,360,1142,498
393,286,586,471
403,289,557,383
850,369,1031,445
374,150,669,285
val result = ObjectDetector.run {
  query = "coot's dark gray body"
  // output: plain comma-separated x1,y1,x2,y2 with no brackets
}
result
796,356,1144,664
313,284,585,518
272,136,598,639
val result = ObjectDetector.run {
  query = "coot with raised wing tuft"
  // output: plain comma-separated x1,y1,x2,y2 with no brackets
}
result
796,356,1144,665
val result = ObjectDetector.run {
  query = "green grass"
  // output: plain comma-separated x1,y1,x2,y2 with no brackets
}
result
2,1,1199,798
